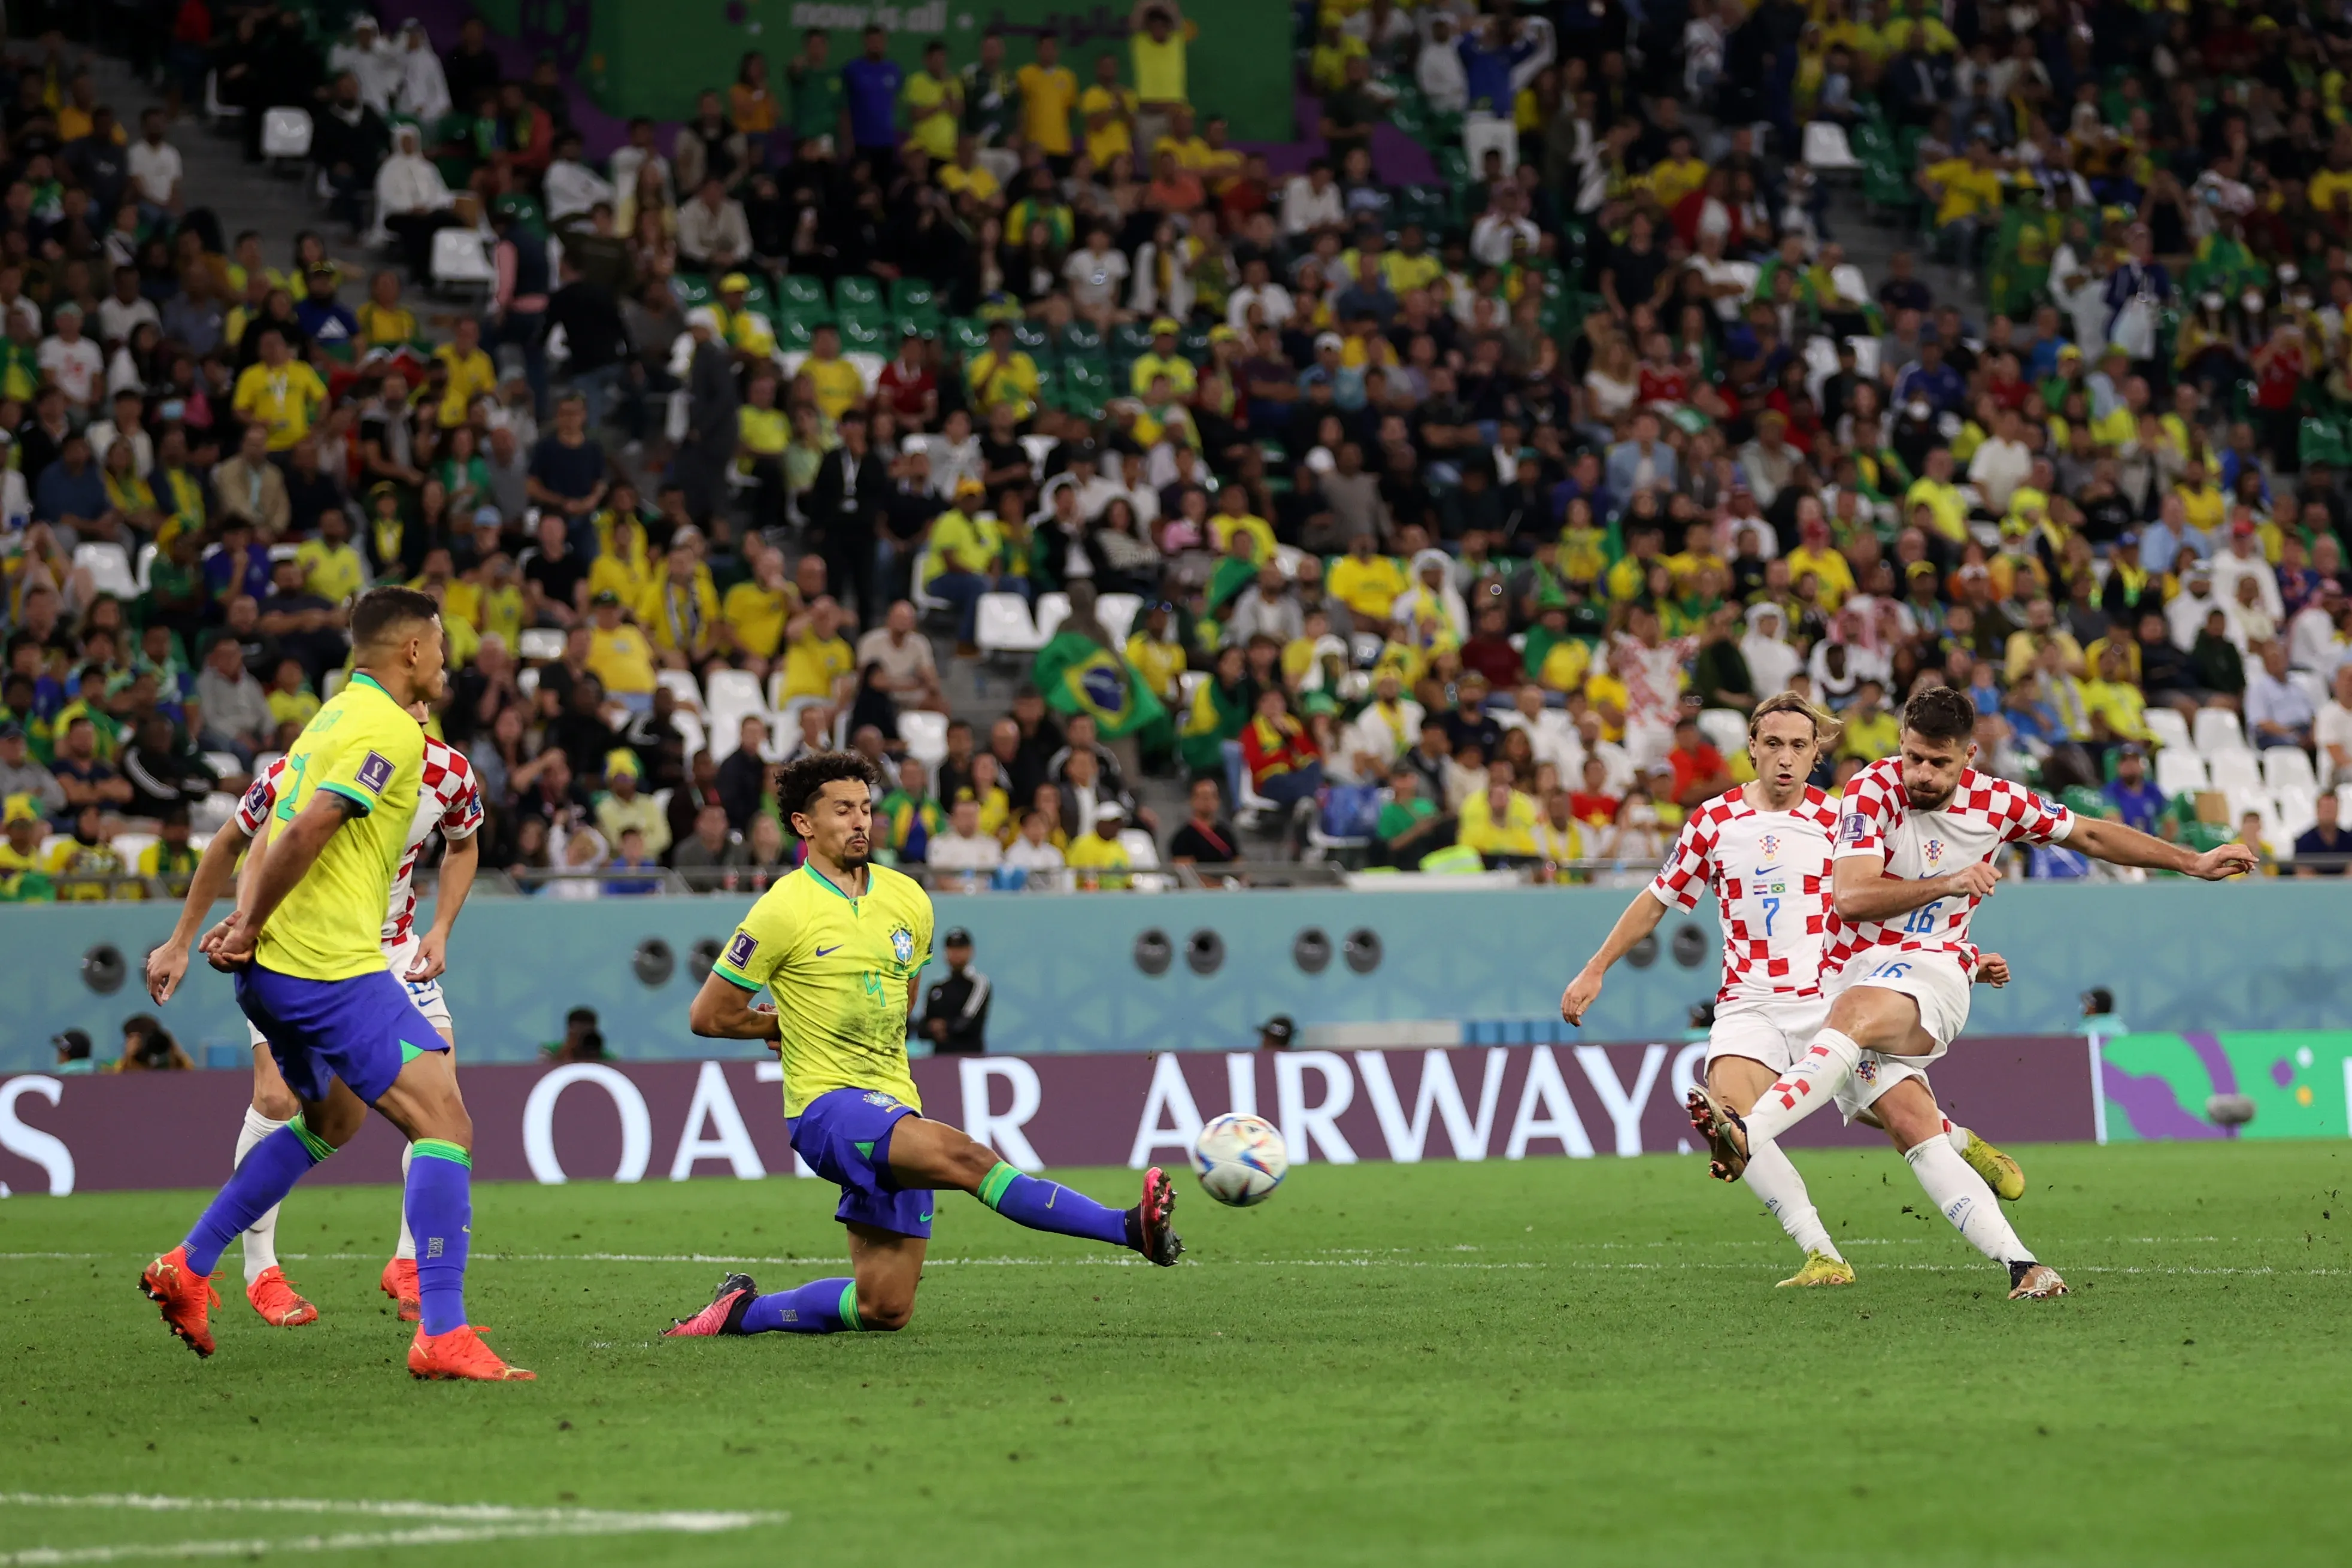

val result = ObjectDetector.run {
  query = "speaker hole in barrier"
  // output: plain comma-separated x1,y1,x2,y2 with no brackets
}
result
1670,923,1708,968
83,944,125,995
1133,928,1173,976
634,938,676,987
1186,929,1225,975
1626,935,1659,969
1342,928,1383,974
689,938,725,984
1293,927,1332,973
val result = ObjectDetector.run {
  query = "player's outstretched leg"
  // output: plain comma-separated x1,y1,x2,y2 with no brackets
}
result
143,1085,363,1357
1704,1057,1851,1286
880,1114,1183,1265
668,1272,866,1336
381,1142,421,1322
1877,1082,2066,1300
232,1103,318,1328
374,1047,533,1380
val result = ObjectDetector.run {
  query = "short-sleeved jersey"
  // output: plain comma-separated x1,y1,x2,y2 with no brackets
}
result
254,674,425,980
714,862,934,1118
1648,785,1841,1003
238,733,483,947
1826,758,2074,975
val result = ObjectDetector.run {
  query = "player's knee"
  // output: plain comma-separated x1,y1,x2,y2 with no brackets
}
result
858,1291,914,1332
253,1085,301,1122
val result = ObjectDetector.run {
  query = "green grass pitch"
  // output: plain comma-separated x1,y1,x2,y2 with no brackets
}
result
4,1141,2351,1566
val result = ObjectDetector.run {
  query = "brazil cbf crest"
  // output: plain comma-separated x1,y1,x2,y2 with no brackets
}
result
889,926,916,965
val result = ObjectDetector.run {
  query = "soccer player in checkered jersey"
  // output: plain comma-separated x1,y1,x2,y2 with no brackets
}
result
1562,693,2026,1288
1688,686,2256,1300
146,699,484,1329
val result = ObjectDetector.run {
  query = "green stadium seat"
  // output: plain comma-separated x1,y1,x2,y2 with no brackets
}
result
836,276,882,310
839,310,889,349
1057,321,1103,357
1179,323,1213,363
779,274,826,309
1011,319,1048,354
1111,321,1154,358
890,278,936,315
670,275,713,310
947,316,992,356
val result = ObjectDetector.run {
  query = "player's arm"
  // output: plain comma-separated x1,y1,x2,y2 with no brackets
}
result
688,968,784,1043
146,819,253,1002
1830,850,1999,921
207,792,366,968
408,829,480,982
1561,887,1669,1026
2061,816,2256,879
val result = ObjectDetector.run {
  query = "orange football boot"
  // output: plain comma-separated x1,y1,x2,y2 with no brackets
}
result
408,1324,535,1381
140,1246,221,1357
245,1265,319,1327
380,1257,420,1322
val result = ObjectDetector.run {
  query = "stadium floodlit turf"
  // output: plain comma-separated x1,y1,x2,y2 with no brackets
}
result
4,1141,2350,1566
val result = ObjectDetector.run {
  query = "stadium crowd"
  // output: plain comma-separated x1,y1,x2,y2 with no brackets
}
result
4,0,2352,906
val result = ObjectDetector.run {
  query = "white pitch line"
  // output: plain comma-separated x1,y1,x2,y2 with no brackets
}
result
0,1495,783,1567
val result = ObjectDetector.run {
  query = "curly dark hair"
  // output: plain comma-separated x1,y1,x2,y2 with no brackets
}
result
1901,684,1977,744
773,750,885,836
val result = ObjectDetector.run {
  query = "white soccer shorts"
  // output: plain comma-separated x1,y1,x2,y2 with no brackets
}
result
245,936,453,1051
1707,993,1925,1124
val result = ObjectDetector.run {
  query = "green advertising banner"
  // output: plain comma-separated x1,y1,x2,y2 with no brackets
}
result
562,0,1292,142
2100,1031,2352,1142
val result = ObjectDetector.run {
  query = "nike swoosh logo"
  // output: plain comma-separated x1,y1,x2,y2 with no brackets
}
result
1754,865,1781,876
815,945,841,957
919,1212,933,1223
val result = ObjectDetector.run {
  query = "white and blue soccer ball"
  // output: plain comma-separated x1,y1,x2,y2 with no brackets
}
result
1191,1113,1287,1207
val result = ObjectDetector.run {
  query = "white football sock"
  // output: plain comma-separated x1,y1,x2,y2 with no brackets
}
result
1741,1141,1842,1261
395,1142,416,1262
1904,1138,2033,1266
1739,1030,1863,1146
234,1106,289,1284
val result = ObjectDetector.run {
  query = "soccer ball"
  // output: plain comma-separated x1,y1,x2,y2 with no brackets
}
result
1191,1113,1287,1207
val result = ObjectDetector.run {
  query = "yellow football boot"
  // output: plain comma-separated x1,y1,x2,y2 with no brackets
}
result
1776,1251,1856,1288
1962,1130,2026,1202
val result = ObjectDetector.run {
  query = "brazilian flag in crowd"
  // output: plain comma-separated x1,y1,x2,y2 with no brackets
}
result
1032,631,1168,742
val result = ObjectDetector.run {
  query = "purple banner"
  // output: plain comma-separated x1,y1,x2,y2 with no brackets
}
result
0,1038,2096,1197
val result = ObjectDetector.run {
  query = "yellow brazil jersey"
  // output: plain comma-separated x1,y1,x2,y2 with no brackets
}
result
232,360,328,451
1016,63,1078,154
903,70,959,160
723,580,793,660
257,673,423,980
358,301,419,351
295,538,368,603
713,861,933,1118
804,355,864,423
1129,350,1197,397
587,621,657,694
1080,83,1137,166
1329,554,1408,621
938,160,1001,204
437,345,499,426
780,629,854,702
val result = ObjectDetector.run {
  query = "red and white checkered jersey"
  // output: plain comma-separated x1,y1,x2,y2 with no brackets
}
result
234,738,484,945
1647,785,1841,1003
1825,757,2073,975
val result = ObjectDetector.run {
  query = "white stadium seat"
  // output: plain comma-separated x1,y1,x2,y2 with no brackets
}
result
900,710,949,768
656,669,705,714
670,708,706,764
2143,706,2193,754
1802,120,1862,171
1095,593,1142,650
1119,827,1162,871
2193,708,2250,756
431,228,495,296
260,107,313,160
516,627,566,662
1696,709,1748,760
2263,747,2318,796
2153,748,2208,799
977,593,1043,656
705,669,764,712
1032,592,1072,642
2208,751,2263,797
74,542,137,601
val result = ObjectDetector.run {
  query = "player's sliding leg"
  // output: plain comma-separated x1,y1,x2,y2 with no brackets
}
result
670,1224,925,1338
886,1114,1183,1263
233,1044,317,1326
1708,1055,1851,1287
371,1045,532,1379
1871,1078,2066,1300
143,1079,368,1357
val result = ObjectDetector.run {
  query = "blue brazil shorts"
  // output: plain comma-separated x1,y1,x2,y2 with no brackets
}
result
787,1087,935,1239
234,963,448,1105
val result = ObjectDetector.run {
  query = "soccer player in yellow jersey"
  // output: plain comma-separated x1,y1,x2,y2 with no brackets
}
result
135,587,530,1382
666,753,1181,1340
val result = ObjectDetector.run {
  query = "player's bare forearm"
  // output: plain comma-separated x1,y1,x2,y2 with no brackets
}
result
165,823,250,948
687,970,784,1041
428,832,481,938
1831,854,1996,921
1563,891,1666,1024
2066,816,2255,878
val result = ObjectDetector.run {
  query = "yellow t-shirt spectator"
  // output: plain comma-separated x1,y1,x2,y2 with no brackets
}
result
926,508,1004,579
779,626,855,703
804,354,864,424
967,348,1041,419
1536,637,1592,693
738,404,789,462
587,621,657,695
639,571,722,657
1380,250,1444,296
1583,671,1629,741
723,580,794,661
904,71,959,159
1786,544,1857,610
437,343,498,426
1328,554,1408,623
1079,83,1138,167
2176,481,2226,535
231,360,328,451
295,537,368,603
1129,348,1198,398
1016,63,1078,155
1923,157,2002,228
938,160,1001,204
1211,511,1277,561
1839,707,1901,761
268,686,320,730
1126,630,1186,702
587,538,656,610
1131,32,1186,103
1459,788,1540,859
1064,830,1132,888
1903,475,1969,543
357,299,420,351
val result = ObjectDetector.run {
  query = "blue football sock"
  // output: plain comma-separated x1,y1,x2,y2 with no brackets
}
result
739,1278,861,1335
405,1139,473,1336
977,1161,1131,1248
183,1120,331,1275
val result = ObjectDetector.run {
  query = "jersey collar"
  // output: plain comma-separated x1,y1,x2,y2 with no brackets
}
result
349,672,395,701
802,861,868,903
